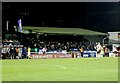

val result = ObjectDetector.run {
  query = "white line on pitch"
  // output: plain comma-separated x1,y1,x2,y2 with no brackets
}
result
39,65,67,69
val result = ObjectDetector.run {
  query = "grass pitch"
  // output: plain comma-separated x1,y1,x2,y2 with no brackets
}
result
2,57,118,81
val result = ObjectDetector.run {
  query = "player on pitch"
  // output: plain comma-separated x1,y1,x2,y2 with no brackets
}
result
94,42,102,59
42,46,47,59
27,47,32,59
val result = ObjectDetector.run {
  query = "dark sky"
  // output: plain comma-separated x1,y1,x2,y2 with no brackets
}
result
2,2,119,33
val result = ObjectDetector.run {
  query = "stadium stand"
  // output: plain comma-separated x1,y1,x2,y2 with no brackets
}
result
3,27,119,59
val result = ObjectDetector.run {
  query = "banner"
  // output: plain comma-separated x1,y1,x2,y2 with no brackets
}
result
18,19,22,32
30,54,72,59
83,51,97,57
6,21,9,31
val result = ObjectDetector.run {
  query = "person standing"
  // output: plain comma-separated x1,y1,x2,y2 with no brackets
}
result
27,47,31,59
10,47,14,59
15,47,19,59
112,46,118,57
42,46,47,54
94,42,102,59
100,46,104,57
13,47,17,59
42,46,47,59
2,47,6,59
104,46,109,57
22,47,27,59
80,47,84,57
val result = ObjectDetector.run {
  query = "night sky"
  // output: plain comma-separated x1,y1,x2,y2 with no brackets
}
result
2,2,119,33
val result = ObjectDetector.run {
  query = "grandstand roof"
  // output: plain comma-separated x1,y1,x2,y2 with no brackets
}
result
22,26,107,35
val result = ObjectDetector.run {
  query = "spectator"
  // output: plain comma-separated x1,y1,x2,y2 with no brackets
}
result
80,47,84,57
104,46,109,57
10,47,15,59
2,47,6,59
15,47,19,59
22,47,27,59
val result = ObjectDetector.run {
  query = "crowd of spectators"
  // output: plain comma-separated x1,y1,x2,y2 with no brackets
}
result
1,33,98,59
2,39,19,42
32,41,97,51
21,34,97,51
2,33,113,59
2,38,21,47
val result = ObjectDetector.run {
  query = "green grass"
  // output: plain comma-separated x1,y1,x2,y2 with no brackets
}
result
0,60,2,83
2,57,118,81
